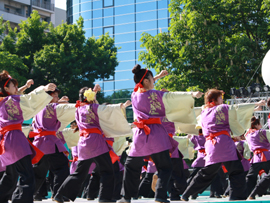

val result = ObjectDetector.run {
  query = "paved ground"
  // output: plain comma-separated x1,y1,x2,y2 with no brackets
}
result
31,195,270,203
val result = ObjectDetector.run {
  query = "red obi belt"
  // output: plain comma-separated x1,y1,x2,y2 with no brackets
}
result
133,118,162,135
198,149,206,155
79,128,119,164
70,156,78,162
206,130,230,145
29,129,56,138
0,123,44,164
254,148,268,162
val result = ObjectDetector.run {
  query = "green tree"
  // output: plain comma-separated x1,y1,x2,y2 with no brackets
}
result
139,0,270,98
0,11,118,101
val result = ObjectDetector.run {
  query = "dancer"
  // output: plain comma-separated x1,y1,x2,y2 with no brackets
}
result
245,116,270,199
117,64,202,203
54,84,132,203
0,70,56,203
181,88,265,201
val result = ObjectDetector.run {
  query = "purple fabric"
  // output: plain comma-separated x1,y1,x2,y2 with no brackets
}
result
183,159,189,169
235,141,250,171
0,96,35,167
201,104,238,166
32,103,67,154
118,160,124,172
130,90,172,157
76,104,109,160
245,129,270,163
190,135,206,168
56,131,66,145
0,157,6,172
147,161,157,173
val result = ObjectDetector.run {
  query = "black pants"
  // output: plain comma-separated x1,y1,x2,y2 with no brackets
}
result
210,168,227,196
246,160,270,197
224,171,248,196
57,152,114,201
182,160,247,200
86,165,100,199
0,155,35,203
138,173,155,198
33,146,69,198
122,150,172,200
35,178,48,198
112,161,123,200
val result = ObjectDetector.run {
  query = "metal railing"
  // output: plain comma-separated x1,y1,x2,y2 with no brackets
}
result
0,7,28,17
32,0,54,11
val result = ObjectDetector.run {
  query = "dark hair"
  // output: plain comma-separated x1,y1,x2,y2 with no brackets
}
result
46,88,61,95
267,98,270,107
0,70,18,96
199,129,203,134
251,116,260,129
79,87,89,102
132,64,153,85
204,89,223,107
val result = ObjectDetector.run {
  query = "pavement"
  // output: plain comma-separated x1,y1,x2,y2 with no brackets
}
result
31,195,270,203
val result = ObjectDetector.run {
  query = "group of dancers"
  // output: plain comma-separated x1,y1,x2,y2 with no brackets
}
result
0,63,269,203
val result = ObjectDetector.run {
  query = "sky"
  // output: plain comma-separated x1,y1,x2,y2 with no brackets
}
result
55,0,66,10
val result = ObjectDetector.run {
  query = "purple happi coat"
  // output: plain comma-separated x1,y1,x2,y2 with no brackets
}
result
161,117,180,158
245,129,270,163
201,104,238,166
190,135,206,168
33,103,68,154
76,103,110,160
130,90,173,157
70,146,96,174
0,86,52,167
235,140,250,171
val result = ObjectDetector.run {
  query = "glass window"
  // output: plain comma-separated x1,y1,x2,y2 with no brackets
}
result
93,0,102,9
136,30,158,40
115,33,135,43
117,51,135,62
93,19,102,27
73,0,80,5
104,0,113,7
136,2,156,12
93,28,102,37
103,81,114,92
136,11,157,22
115,23,135,34
136,41,143,50
93,9,102,18
115,80,134,90
84,20,92,28
73,14,80,22
81,11,91,20
158,9,168,19
104,26,114,37
115,0,134,6
115,5,134,15
85,29,92,38
117,42,135,52
104,7,113,17
104,17,113,26
158,19,168,28
81,2,92,12
115,71,133,80
116,61,135,71
81,0,91,3
104,75,114,81
136,20,157,32
73,4,80,14
158,0,168,9
115,14,134,25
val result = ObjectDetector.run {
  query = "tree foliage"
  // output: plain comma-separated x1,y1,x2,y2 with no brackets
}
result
0,11,118,101
139,0,270,98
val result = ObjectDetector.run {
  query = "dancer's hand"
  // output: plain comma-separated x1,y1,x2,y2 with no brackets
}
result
44,83,56,92
192,91,204,99
256,100,265,106
25,79,34,88
154,70,168,81
59,96,69,103
93,84,101,93
122,100,132,108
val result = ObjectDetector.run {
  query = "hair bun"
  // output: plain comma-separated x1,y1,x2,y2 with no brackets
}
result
132,64,141,74
251,116,256,122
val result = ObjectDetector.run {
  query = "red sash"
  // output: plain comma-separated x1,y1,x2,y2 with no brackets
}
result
168,133,173,138
69,156,78,162
29,129,56,138
254,148,268,162
0,124,44,164
198,149,206,155
80,128,119,164
206,130,230,145
133,118,162,135
79,128,102,138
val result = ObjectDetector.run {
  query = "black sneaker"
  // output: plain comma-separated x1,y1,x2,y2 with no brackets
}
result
54,194,64,203
155,198,170,203
116,197,131,203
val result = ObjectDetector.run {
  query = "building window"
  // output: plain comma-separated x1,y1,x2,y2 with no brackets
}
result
103,0,114,8
103,26,114,38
